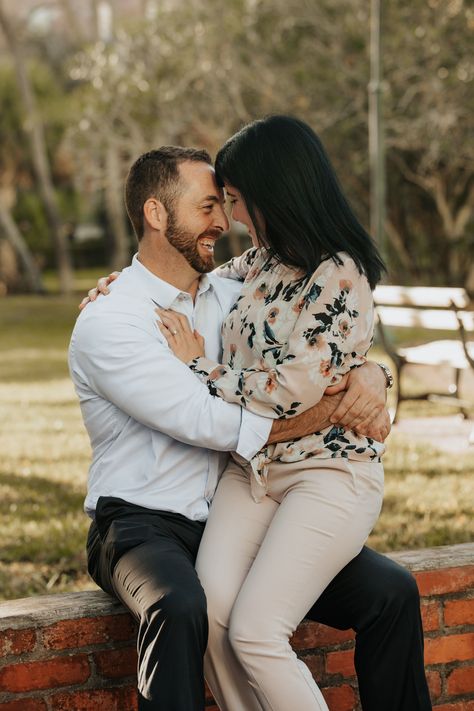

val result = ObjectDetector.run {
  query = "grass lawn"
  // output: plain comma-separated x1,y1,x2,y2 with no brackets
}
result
0,284,473,600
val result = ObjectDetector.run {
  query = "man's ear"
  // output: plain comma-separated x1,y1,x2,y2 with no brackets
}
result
143,197,167,232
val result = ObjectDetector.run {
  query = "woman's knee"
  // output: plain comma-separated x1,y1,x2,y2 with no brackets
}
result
227,613,253,662
197,565,236,632
228,607,277,663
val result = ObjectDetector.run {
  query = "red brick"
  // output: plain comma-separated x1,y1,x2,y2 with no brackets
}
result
425,633,474,665
433,703,474,711
426,670,442,700
447,666,474,696
0,655,90,692
0,628,36,657
42,614,136,650
415,567,474,596
204,682,214,701
291,621,354,649
303,653,325,679
422,601,441,632
94,646,137,679
445,599,474,628
51,686,138,710
321,684,356,711
0,700,47,711
325,649,356,678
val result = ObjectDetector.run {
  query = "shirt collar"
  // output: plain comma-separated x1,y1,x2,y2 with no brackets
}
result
206,270,240,312
129,254,213,309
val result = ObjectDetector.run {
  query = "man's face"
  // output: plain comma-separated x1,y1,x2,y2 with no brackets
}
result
165,161,229,273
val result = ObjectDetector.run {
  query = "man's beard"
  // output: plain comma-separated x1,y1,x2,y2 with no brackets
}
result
165,208,218,274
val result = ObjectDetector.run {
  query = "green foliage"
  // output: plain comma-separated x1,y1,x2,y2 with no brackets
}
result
0,62,23,150
1,1,473,288
12,191,49,252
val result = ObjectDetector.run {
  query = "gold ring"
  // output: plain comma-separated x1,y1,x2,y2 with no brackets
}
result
172,329,178,335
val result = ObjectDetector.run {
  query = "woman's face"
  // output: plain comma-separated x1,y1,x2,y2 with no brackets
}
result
224,184,261,248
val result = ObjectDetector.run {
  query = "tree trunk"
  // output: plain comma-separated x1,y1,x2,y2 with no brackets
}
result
384,218,414,279
432,178,473,283
0,3,73,295
56,0,87,44
105,138,131,271
0,198,45,293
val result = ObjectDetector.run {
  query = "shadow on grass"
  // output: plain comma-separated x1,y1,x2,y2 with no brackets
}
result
0,357,70,383
0,471,88,565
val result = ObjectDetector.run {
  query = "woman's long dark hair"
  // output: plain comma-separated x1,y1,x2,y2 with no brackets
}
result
215,115,385,289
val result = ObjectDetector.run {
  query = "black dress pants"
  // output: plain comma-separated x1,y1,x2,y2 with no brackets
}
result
305,546,432,711
87,497,431,711
87,497,207,711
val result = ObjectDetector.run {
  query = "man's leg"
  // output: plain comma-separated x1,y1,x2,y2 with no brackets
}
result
305,546,432,711
87,498,208,711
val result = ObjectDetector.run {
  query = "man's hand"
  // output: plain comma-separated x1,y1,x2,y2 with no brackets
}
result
356,408,391,442
326,361,387,431
268,361,391,445
269,391,391,445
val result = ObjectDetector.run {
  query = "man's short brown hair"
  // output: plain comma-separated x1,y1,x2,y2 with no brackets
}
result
125,146,212,241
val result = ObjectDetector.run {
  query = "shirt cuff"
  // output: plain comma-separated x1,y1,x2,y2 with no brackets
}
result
236,409,272,461
188,356,226,383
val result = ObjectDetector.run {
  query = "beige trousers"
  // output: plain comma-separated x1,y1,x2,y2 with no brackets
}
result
196,456,384,711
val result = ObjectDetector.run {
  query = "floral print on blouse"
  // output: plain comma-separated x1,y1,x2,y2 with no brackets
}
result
189,247,385,490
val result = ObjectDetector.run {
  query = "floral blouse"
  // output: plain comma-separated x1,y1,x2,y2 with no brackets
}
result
189,247,385,490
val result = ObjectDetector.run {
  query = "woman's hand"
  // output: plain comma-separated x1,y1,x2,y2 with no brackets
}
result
156,308,205,362
78,271,121,310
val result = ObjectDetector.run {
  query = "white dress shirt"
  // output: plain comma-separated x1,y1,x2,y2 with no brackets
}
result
69,255,271,521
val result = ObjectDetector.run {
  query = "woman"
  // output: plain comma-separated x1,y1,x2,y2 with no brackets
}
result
154,116,386,711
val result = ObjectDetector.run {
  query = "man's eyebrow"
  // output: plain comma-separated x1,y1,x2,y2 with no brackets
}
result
200,194,224,203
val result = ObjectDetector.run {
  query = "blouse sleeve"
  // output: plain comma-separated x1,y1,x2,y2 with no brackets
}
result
212,247,260,281
189,258,374,419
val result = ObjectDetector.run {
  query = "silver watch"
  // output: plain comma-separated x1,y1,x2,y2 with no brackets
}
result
377,362,394,389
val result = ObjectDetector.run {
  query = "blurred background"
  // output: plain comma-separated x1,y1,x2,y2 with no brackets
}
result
0,0,473,600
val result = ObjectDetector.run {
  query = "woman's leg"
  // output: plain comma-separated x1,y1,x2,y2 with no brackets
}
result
196,460,279,711
228,458,384,711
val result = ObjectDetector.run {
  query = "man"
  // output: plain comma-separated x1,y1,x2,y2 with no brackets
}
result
69,147,431,710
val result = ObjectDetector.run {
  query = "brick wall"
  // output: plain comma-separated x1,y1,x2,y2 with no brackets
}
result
0,543,472,711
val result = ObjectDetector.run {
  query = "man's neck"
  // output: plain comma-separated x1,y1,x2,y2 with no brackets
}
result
137,246,201,301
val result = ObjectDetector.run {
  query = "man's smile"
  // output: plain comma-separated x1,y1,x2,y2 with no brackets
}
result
197,234,219,254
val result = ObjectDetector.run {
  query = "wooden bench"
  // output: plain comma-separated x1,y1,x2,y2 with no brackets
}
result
373,285,474,422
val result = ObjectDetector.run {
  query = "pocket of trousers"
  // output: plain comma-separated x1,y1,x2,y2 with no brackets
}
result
87,517,154,596
101,518,154,574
